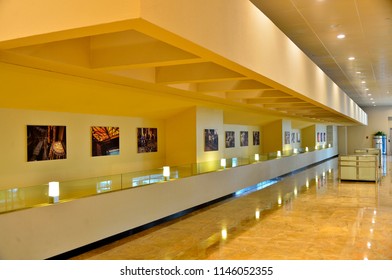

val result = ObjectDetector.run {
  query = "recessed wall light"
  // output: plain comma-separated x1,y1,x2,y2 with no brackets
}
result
368,93,372,96
348,57,355,60
361,80,366,84
365,88,369,91
337,34,346,39
370,98,374,100
356,71,361,74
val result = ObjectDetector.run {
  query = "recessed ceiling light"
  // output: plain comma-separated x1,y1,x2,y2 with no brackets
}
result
337,34,346,39
348,57,355,60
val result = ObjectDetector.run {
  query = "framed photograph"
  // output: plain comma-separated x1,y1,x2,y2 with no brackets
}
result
240,131,248,147
323,132,326,142
296,132,301,143
225,131,235,148
253,131,260,146
91,126,120,156
317,132,320,142
205,129,218,151
27,125,67,161
291,132,295,144
284,131,290,144
137,128,158,153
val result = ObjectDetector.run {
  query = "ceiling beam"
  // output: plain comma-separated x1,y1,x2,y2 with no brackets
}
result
155,62,245,84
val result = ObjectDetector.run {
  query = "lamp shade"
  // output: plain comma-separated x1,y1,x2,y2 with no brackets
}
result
163,166,170,177
48,181,59,197
220,158,226,168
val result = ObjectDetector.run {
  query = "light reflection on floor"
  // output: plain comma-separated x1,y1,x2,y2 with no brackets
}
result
70,156,392,260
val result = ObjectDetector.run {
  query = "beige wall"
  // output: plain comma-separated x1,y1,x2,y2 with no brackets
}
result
347,106,391,154
196,107,224,163
0,108,166,189
223,124,261,159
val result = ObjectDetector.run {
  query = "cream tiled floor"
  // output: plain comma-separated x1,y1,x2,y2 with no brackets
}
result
70,156,392,260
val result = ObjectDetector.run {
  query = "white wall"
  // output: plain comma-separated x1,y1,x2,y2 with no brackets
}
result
223,124,261,159
196,107,224,163
0,108,166,189
0,147,338,260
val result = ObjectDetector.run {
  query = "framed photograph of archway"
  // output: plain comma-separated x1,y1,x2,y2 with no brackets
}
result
137,127,158,153
27,125,67,161
91,126,120,156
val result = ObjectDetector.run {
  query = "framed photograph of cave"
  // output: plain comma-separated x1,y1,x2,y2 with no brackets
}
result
91,126,120,156
253,131,260,146
284,131,290,144
205,129,218,151
137,127,158,153
27,125,67,161
225,131,235,148
240,131,248,147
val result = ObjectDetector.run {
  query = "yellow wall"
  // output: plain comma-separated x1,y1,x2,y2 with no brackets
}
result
301,125,316,150
165,107,197,166
262,120,282,153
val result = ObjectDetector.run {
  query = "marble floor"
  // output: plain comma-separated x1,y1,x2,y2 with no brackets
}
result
70,156,392,260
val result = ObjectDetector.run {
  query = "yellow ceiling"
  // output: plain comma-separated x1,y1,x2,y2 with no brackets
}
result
0,1,367,127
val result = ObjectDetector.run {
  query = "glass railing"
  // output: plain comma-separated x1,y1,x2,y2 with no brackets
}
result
0,146,330,214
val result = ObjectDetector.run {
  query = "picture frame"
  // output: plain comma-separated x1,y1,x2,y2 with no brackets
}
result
27,125,67,161
240,131,248,147
225,131,235,148
137,127,158,153
253,131,260,146
205,129,218,151
284,131,290,144
91,126,120,156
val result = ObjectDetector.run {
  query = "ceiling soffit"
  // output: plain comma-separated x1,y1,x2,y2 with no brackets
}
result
0,21,361,126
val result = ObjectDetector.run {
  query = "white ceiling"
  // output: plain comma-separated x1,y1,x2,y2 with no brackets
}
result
251,0,392,108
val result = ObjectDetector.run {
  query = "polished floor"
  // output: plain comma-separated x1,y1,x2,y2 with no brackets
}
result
70,156,392,260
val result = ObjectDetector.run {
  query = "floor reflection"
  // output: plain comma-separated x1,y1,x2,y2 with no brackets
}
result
70,156,392,260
